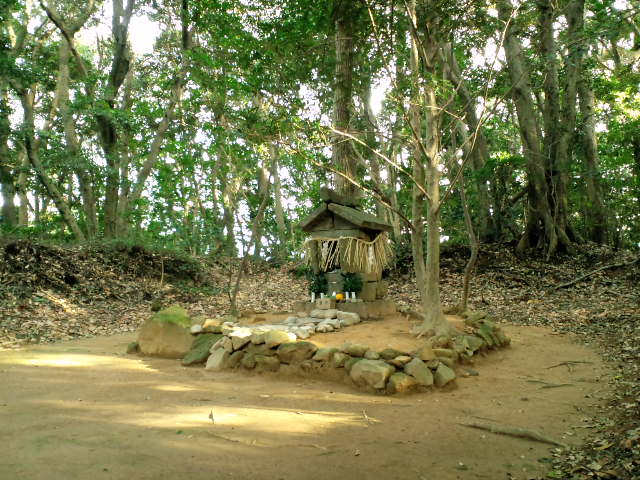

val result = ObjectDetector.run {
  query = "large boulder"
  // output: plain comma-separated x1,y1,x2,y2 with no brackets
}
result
182,333,222,366
138,305,194,358
276,342,318,364
350,360,395,389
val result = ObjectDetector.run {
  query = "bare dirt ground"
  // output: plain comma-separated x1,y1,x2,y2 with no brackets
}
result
0,324,608,480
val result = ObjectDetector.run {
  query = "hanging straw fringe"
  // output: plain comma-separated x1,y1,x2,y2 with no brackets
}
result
303,232,392,274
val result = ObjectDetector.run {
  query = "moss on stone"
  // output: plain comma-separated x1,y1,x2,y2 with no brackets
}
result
152,305,191,328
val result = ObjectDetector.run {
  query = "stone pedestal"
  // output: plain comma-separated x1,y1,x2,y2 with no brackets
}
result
293,299,397,320
325,271,344,296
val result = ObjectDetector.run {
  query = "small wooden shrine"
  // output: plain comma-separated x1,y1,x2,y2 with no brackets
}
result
299,187,392,301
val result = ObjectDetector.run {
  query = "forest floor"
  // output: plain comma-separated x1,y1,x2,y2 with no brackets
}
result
0,239,638,479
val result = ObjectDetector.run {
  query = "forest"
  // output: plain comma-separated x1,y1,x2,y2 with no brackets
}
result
1,1,639,479
1,0,639,260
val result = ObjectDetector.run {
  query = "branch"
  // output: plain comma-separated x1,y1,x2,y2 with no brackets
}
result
546,257,639,293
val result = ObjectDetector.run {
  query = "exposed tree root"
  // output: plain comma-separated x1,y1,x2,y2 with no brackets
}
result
458,421,568,448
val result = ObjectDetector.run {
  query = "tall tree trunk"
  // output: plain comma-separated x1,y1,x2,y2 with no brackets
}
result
19,91,85,241
550,0,585,244
332,3,359,199
442,44,493,241
120,0,192,233
408,0,427,317
0,90,17,228
269,145,287,260
57,41,98,238
97,0,134,238
0,165,17,228
578,75,608,243
17,149,29,226
497,0,560,258
407,0,451,337
632,135,640,216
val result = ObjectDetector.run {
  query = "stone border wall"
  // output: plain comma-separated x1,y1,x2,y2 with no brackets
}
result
184,311,510,395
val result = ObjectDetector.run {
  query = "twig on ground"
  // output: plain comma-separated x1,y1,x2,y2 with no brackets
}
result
362,409,373,425
546,361,593,370
458,421,568,448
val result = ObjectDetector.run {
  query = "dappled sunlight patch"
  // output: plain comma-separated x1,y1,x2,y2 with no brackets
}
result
153,384,198,392
0,352,156,371
123,405,363,435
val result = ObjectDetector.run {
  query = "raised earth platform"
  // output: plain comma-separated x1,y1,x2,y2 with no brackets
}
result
132,305,510,395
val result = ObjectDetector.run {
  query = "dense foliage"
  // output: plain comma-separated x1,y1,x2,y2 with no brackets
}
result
0,0,639,259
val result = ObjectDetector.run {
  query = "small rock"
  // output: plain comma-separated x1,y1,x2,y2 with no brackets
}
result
414,344,437,361
379,348,406,360
336,311,360,325
433,363,456,387
202,318,223,333
245,343,277,356
438,357,456,369
322,309,338,319
126,341,139,354
344,357,362,372
404,358,434,386
494,328,510,346
331,352,349,368
476,324,496,347
313,347,339,362
190,324,204,335
277,342,318,364
182,333,222,366
221,324,236,335
255,355,280,372
350,360,395,389
229,328,252,350
250,329,267,344
284,316,299,324
388,355,412,367
342,343,369,357
364,350,380,360
426,359,440,369
241,353,256,369
226,350,245,368
213,336,233,353
324,318,341,329
264,330,297,348
433,348,458,359
387,372,417,394
316,324,334,333
293,328,311,340
205,349,230,371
